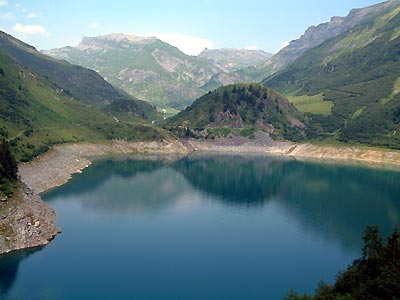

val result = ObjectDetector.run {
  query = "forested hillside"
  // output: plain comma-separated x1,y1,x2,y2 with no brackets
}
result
263,4,400,148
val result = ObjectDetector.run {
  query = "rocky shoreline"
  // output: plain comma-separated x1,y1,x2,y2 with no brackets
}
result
191,140,400,168
18,139,400,197
0,182,61,254
2,138,400,255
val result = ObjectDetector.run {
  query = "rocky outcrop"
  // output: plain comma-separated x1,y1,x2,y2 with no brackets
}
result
0,182,61,254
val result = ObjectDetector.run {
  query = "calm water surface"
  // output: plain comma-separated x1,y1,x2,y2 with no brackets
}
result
1,154,400,300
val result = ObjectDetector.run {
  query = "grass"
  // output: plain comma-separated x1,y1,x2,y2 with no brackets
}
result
0,58,169,162
380,77,400,105
286,93,333,115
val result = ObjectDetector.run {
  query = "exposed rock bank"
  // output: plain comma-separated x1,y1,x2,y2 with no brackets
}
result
0,182,61,254
285,143,400,166
189,140,400,167
20,139,400,198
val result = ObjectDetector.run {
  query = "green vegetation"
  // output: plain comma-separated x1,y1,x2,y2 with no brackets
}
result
268,1,400,73
167,83,306,142
0,137,18,197
43,35,220,110
0,31,169,163
285,225,400,300
157,107,180,119
264,7,400,149
44,35,270,110
0,31,149,110
380,77,400,105
286,93,333,115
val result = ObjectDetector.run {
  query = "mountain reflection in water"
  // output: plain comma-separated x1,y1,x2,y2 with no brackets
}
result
44,154,400,250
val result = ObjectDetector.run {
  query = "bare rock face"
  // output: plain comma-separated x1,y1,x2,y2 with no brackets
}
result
0,182,61,254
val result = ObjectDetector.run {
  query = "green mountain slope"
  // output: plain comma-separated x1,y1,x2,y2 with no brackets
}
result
43,34,266,110
167,83,305,141
0,32,165,161
263,3,400,148
0,31,150,111
270,0,400,72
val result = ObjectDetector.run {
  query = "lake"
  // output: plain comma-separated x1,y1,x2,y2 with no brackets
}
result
1,154,400,300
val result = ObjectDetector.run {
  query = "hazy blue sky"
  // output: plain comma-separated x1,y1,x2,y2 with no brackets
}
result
0,0,386,55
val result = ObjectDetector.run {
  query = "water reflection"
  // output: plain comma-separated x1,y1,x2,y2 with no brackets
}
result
173,154,286,206
2,154,400,300
43,154,400,249
176,154,400,248
0,248,41,296
44,158,192,215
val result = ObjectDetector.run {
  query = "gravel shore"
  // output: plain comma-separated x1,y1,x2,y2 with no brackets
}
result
20,139,400,195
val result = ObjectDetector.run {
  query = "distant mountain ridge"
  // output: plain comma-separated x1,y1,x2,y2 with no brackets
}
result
198,48,272,71
0,31,152,110
269,0,400,71
43,34,271,110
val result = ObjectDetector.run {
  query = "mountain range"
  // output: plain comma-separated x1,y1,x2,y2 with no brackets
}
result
162,0,400,149
1,0,399,159
43,35,272,110
44,1,400,114
0,31,164,162
263,0,400,148
269,0,400,71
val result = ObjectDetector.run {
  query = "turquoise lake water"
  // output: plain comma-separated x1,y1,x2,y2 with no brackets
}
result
1,154,400,300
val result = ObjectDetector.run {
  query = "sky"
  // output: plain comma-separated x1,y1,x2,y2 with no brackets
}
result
0,0,387,55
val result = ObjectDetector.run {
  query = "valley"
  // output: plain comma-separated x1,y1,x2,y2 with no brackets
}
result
0,1,400,299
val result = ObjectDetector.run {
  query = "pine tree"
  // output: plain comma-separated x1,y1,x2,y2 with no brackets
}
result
362,225,383,260
385,225,400,262
0,137,18,180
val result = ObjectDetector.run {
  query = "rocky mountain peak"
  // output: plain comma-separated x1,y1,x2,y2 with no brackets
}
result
77,33,158,50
